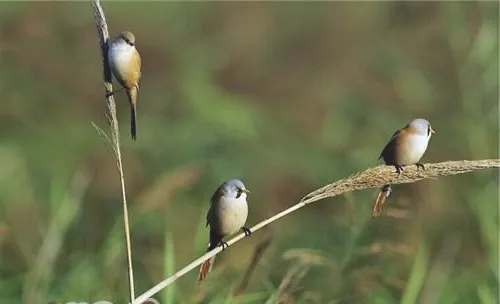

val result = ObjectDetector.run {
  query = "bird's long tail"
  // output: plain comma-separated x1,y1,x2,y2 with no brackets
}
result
373,184,392,217
126,87,138,140
198,255,216,284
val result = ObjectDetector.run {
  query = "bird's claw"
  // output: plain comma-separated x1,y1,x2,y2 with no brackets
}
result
416,163,425,171
395,165,404,176
242,227,252,237
105,87,125,98
218,241,229,251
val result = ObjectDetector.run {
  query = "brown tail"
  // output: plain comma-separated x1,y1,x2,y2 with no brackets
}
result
126,87,138,140
198,256,215,284
373,184,392,217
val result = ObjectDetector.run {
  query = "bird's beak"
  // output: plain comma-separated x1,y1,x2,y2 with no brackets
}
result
430,127,435,134
243,188,251,194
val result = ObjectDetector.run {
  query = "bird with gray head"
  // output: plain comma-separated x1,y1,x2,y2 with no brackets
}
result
198,179,251,283
107,31,142,140
373,118,435,217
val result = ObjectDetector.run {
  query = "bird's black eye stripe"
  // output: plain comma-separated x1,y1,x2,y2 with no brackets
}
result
427,126,431,136
124,38,134,46
236,188,242,199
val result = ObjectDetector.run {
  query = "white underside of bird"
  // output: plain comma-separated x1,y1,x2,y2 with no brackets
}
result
397,133,430,165
213,192,248,237
108,41,135,80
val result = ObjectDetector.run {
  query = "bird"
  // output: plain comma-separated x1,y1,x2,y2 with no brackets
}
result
373,118,435,217
107,31,142,140
198,179,252,283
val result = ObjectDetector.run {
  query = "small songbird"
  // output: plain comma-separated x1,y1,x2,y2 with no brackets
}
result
373,118,435,217
198,179,251,283
108,31,142,140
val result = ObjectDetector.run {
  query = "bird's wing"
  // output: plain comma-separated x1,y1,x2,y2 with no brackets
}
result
136,50,142,90
206,186,224,227
133,49,142,91
379,129,402,159
205,205,212,228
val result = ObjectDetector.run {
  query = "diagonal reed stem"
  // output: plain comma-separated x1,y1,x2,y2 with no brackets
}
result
133,159,499,304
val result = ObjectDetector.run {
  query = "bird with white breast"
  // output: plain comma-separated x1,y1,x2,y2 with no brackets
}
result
373,118,435,217
108,31,142,140
198,179,252,283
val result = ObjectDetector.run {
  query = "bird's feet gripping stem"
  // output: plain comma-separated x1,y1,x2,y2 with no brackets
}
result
416,163,425,171
394,165,404,176
218,241,229,251
105,87,125,98
242,227,252,237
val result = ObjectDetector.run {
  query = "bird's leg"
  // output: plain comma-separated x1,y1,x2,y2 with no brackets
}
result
218,241,229,251
394,165,404,176
242,227,252,237
416,163,425,171
105,86,125,98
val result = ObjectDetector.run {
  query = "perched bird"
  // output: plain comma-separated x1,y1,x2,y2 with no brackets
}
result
198,179,251,283
108,31,142,140
373,118,435,217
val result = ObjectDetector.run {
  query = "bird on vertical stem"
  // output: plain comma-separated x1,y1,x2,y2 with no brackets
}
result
373,118,435,217
108,31,142,140
198,179,252,283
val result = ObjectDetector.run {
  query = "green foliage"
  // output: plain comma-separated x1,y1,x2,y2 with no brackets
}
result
0,2,497,303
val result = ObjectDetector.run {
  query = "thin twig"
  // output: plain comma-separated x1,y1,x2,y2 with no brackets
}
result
133,159,499,304
91,121,113,148
91,121,117,158
91,0,135,302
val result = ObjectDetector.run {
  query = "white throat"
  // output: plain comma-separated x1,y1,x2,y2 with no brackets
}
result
108,40,135,70
404,133,430,164
216,192,249,236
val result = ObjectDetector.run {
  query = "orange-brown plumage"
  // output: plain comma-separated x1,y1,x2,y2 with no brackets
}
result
198,256,215,284
373,184,392,217
108,31,142,140
121,50,141,94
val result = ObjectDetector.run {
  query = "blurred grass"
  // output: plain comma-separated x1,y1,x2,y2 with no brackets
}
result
163,229,175,304
401,242,428,304
0,2,497,303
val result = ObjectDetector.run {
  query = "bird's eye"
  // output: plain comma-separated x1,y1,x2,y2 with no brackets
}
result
124,38,133,46
235,187,242,199
427,126,431,136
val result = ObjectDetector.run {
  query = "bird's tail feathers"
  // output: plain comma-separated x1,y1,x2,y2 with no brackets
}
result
373,184,392,217
126,87,138,140
198,256,216,284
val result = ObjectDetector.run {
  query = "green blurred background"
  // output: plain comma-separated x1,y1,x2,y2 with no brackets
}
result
0,2,498,304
